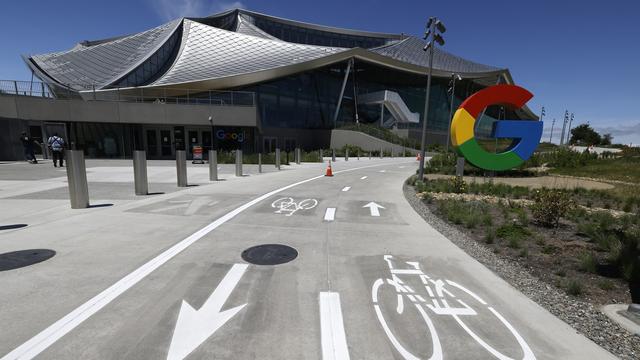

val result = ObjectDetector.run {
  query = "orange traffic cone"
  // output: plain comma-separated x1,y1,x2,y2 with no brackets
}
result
325,160,334,177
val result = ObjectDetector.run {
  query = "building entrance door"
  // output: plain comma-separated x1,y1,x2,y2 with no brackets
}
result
143,126,174,159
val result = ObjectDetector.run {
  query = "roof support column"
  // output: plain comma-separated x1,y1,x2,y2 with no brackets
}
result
332,58,353,127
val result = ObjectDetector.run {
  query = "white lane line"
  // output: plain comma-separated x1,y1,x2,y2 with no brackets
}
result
379,170,386,173
3,161,408,360
320,292,350,360
341,187,350,192
324,208,336,221
360,176,367,180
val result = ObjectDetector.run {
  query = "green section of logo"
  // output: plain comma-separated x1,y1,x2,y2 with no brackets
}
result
457,139,524,171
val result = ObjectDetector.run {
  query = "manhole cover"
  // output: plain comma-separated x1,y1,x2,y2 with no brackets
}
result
0,224,28,231
0,249,56,271
241,244,298,265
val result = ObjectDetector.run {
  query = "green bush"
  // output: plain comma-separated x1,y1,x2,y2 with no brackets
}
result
529,189,574,228
484,228,495,244
598,280,614,290
496,223,530,242
450,176,467,194
578,252,597,273
566,279,584,296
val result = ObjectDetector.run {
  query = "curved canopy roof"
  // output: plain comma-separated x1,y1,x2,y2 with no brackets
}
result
25,9,512,92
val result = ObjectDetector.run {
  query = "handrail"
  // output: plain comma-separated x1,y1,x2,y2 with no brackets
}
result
336,123,421,149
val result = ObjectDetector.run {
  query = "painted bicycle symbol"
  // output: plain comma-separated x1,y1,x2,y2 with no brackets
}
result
271,197,318,216
372,255,536,360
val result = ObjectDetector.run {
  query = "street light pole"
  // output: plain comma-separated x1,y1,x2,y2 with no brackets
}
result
549,118,556,143
418,17,446,181
566,112,574,145
560,110,569,146
445,73,461,154
208,116,215,150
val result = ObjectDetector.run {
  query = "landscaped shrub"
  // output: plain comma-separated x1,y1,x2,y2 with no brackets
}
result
530,189,574,228
566,279,584,296
450,176,467,194
578,252,597,273
496,223,530,242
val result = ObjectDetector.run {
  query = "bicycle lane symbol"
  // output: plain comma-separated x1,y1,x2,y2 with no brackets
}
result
271,197,318,216
371,255,536,360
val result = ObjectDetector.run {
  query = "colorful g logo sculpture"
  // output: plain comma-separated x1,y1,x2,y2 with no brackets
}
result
450,84,543,171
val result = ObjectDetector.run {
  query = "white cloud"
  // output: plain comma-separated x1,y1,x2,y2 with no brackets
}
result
152,0,245,21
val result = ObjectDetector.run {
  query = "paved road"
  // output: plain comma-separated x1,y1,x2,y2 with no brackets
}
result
0,158,615,359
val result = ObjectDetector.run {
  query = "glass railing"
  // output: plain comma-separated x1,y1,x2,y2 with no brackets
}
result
0,80,256,107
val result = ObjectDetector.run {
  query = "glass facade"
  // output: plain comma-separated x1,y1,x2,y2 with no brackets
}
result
248,17,394,49
238,60,485,144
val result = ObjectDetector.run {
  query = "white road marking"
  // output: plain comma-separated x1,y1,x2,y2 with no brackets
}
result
379,170,386,173
320,292,350,360
360,176,367,180
324,208,336,221
167,264,248,360
363,202,385,217
2,161,411,360
341,187,350,192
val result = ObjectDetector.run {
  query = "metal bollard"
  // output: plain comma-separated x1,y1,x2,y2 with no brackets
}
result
133,150,148,195
332,149,336,162
209,150,218,181
380,147,384,159
235,149,243,176
319,149,323,162
176,150,187,187
369,152,372,159
391,148,395,158
65,150,90,209
345,148,349,161
258,153,262,173
456,157,465,177
295,148,301,164
357,150,360,160
275,148,281,170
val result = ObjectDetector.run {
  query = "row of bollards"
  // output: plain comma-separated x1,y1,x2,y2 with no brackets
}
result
66,145,404,210
65,148,294,209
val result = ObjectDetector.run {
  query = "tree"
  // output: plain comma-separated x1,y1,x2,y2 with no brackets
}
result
601,133,613,146
569,124,601,145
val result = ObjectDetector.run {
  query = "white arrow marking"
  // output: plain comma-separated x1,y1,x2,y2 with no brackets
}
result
341,187,351,192
167,263,248,360
363,202,385,217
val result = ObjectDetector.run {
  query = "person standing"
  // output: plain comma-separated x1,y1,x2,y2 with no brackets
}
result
47,133,65,167
19,131,38,164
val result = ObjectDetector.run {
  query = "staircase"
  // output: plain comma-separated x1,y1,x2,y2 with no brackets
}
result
359,90,420,126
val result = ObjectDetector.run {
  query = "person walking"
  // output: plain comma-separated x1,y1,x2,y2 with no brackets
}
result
47,133,65,167
19,131,38,164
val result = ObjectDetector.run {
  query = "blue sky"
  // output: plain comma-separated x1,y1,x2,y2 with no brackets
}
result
1,0,638,145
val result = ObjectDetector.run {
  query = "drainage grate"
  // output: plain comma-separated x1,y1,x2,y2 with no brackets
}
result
241,244,298,265
0,249,56,271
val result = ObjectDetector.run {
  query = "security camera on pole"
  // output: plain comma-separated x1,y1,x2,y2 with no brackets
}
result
417,16,446,182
